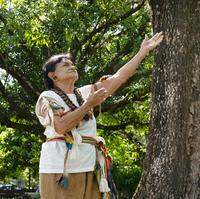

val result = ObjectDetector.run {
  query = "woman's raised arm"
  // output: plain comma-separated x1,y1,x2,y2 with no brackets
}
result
95,32,164,97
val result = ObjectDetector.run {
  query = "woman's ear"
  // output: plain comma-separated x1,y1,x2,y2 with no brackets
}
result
48,72,55,80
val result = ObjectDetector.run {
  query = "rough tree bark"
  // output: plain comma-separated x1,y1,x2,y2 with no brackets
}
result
133,1,200,198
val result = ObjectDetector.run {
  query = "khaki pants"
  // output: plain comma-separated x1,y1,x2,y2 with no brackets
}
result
40,171,101,199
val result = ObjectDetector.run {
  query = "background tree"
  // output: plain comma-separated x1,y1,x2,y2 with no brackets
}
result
1,0,153,197
133,0,200,198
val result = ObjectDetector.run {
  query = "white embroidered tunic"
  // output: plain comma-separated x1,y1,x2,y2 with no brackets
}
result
35,85,97,173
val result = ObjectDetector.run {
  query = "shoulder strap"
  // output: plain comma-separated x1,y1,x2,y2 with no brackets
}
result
51,88,77,111
51,88,93,121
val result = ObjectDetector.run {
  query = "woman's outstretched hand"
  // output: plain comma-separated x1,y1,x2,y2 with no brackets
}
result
140,32,164,55
86,88,108,108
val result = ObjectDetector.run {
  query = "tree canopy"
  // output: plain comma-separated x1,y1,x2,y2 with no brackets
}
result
0,0,153,197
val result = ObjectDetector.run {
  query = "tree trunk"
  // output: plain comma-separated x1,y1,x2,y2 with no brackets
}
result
133,1,200,198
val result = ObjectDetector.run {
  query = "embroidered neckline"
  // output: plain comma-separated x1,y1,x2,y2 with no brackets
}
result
51,86,93,121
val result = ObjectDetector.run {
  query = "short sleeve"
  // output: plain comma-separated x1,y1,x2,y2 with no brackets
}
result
35,96,54,128
78,85,93,100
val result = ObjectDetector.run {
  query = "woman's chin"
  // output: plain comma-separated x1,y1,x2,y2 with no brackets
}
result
67,74,78,81
74,73,79,81
75,75,79,81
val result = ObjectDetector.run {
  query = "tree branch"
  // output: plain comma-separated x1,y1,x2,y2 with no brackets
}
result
73,0,146,67
96,91,149,115
97,120,148,131
98,19,149,77
80,0,146,46
77,14,149,82
0,13,13,35
113,67,152,97
0,113,44,138
118,129,146,161
0,117,34,132
0,80,35,121
0,54,40,100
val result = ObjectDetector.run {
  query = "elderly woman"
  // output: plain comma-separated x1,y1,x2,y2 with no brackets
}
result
35,32,163,199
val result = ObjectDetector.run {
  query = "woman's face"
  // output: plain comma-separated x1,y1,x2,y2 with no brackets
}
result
53,58,78,82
